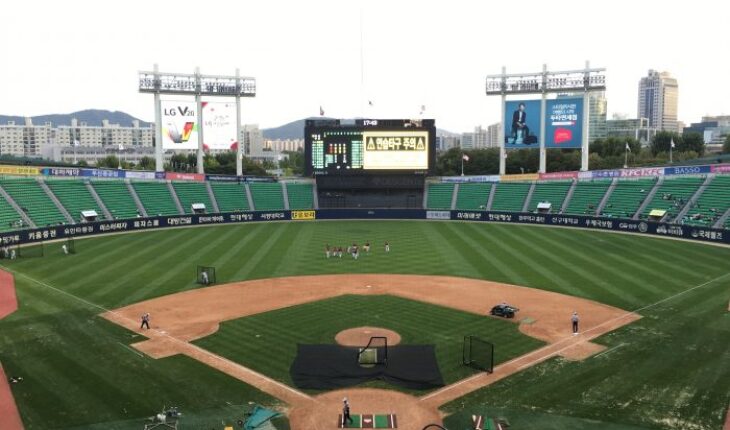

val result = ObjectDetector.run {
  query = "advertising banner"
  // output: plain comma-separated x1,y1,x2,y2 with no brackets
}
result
291,210,316,220
710,164,730,173
81,168,124,179
504,100,542,149
539,171,578,180
42,167,82,177
206,174,240,182
0,165,40,176
161,100,199,150
620,167,664,178
545,98,584,148
590,169,622,179
124,171,157,180
500,173,539,182
165,172,205,182
441,175,500,183
664,165,711,176
202,102,238,151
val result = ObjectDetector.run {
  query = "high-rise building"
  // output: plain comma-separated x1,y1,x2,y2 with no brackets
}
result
638,70,678,131
588,92,608,143
486,122,501,148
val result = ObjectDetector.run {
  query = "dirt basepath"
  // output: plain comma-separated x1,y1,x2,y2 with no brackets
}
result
103,274,640,429
0,269,23,430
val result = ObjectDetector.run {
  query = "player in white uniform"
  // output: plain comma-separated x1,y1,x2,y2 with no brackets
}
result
384,241,390,253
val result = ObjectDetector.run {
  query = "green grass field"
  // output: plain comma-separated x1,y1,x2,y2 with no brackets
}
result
193,294,544,391
0,220,728,429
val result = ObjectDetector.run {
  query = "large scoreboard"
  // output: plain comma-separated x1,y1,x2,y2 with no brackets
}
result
304,119,435,176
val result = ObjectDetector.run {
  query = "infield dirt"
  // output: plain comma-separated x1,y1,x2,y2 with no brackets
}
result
103,274,641,429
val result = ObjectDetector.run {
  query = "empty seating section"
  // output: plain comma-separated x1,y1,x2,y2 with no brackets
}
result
564,179,611,215
426,183,455,209
91,180,139,219
0,178,67,226
600,179,656,218
0,196,22,232
210,182,249,212
682,175,730,227
286,183,314,210
46,179,103,223
249,183,285,211
491,182,530,212
640,177,704,220
132,181,179,216
172,182,213,214
528,181,571,212
455,183,491,210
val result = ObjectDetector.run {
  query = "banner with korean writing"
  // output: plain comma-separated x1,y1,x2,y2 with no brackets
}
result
545,98,584,148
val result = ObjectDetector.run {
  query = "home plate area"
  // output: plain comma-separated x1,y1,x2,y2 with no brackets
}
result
337,413,397,428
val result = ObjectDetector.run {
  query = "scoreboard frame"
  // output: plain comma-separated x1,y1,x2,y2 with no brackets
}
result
304,119,436,176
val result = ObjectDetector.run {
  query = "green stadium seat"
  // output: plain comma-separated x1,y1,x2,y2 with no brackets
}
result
210,182,250,212
286,183,314,210
639,177,704,221
682,175,730,227
491,182,530,212
172,181,213,214
0,193,23,232
564,179,612,216
0,178,67,227
91,180,140,219
249,182,285,211
132,181,180,216
528,181,572,212
46,179,104,223
426,183,455,210
455,183,491,210
600,178,656,219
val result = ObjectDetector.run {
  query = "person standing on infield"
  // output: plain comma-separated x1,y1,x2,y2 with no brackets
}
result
342,397,353,427
571,311,579,335
141,313,150,330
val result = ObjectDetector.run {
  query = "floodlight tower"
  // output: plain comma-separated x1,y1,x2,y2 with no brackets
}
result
138,65,256,175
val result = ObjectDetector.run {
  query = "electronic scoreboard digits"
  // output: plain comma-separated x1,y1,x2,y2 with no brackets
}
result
304,119,435,175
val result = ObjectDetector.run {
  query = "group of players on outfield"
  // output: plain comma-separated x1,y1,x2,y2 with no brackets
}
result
325,241,390,260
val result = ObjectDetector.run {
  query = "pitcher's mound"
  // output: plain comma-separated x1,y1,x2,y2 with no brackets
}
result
335,327,401,346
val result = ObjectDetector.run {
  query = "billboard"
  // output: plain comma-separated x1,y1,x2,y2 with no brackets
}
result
504,100,541,148
202,102,238,151
161,100,198,150
545,98,584,148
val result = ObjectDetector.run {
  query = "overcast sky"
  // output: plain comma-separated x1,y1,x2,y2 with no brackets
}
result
1,0,728,132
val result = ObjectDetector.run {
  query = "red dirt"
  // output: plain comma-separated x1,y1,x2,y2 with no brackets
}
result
724,406,730,430
335,327,401,347
0,269,23,430
102,274,640,429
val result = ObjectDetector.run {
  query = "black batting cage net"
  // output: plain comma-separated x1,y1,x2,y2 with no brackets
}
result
196,266,216,285
463,335,494,373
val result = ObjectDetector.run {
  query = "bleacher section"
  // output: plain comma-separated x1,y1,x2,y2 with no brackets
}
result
682,175,730,227
640,177,704,221
210,182,250,212
600,178,656,219
0,178,67,227
46,179,104,223
564,179,612,215
455,183,491,210
249,183,285,211
172,181,213,214
132,181,180,216
0,196,22,232
426,183,455,210
91,180,139,219
491,182,531,212
528,181,572,213
286,183,314,210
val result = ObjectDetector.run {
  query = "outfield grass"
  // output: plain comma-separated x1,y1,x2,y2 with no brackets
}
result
0,221,728,429
193,294,544,392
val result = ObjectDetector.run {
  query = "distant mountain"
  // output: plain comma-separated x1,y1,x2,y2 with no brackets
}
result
262,117,457,140
0,109,152,127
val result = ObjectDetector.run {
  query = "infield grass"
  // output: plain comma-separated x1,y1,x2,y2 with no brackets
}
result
0,221,728,429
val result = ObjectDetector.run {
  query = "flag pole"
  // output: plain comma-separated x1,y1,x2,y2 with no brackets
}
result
461,154,464,176
669,138,674,164
624,142,629,169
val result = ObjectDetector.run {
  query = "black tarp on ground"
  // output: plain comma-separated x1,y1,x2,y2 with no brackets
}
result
290,344,444,390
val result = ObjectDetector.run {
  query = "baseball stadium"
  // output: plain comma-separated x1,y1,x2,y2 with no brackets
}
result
0,130,729,430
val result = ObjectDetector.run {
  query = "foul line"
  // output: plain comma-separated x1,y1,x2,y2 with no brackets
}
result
1,266,313,404
421,271,730,402
117,341,144,358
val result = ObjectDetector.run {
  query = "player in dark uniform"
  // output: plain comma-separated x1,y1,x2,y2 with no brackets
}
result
141,313,150,330
571,311,579,335
342,397,353,427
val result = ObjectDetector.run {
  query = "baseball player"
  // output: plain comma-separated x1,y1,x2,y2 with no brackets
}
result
384,241,390,253
140,313,150,330
571,311,579,335
342,397,353,427
363,242,370,253
337,247,343,258
62,244,69,255
201,270,209,285
325,244,331,259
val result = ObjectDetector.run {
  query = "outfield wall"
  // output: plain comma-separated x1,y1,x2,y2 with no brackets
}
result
0,209,727,247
